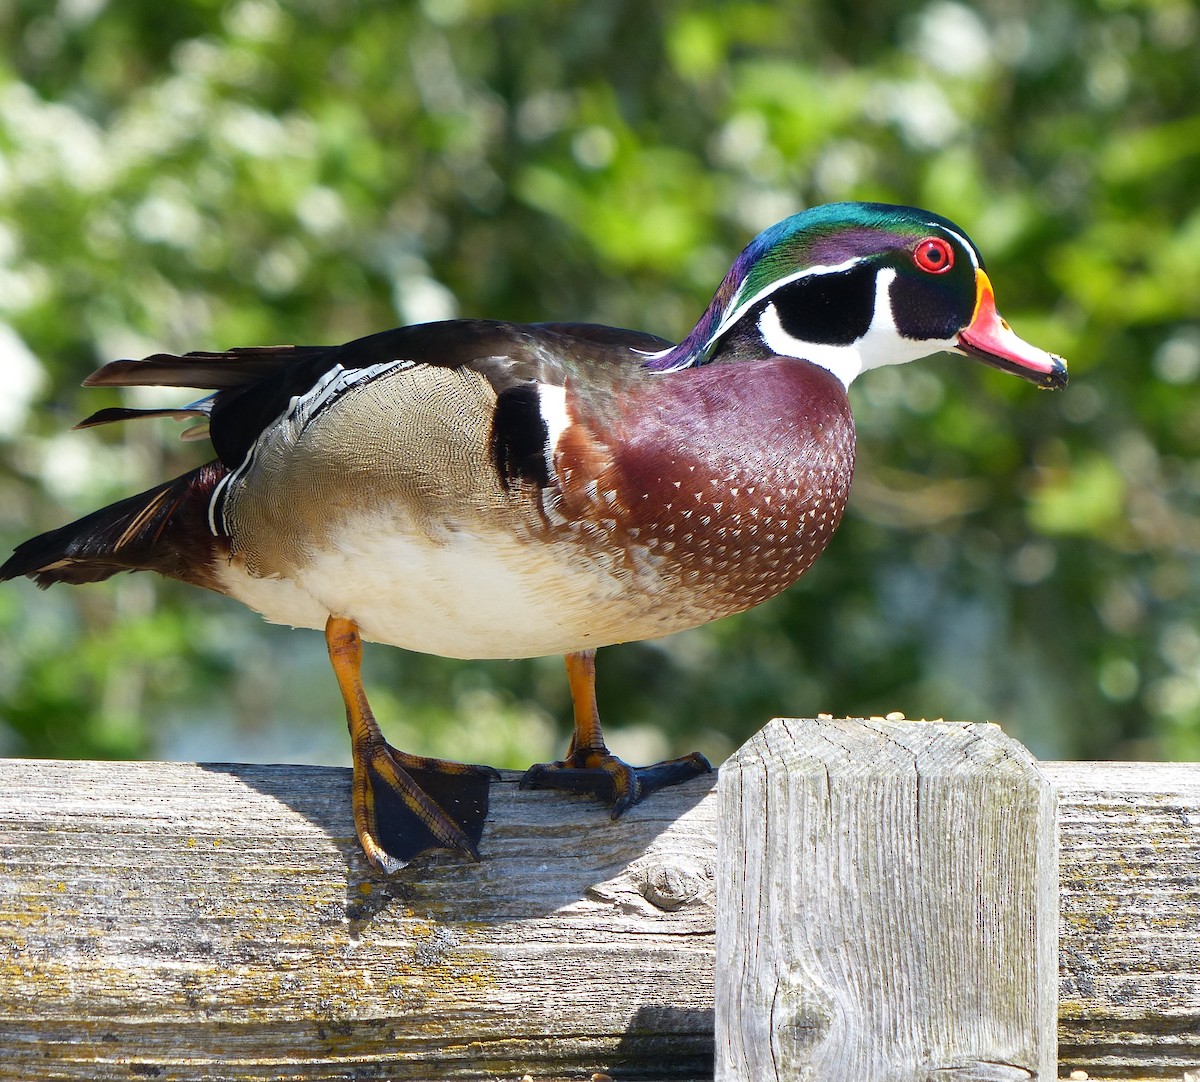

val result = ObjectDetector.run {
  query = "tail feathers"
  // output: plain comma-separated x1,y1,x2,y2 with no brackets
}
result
1,461,229,588
85,346,333,391
74,404,211,432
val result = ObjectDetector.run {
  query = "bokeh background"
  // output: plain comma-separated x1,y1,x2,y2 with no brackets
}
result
1,0,1197,771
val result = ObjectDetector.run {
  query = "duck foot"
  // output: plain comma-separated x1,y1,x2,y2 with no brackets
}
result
326,613,500,873
520,749,712,818
363,746,500,870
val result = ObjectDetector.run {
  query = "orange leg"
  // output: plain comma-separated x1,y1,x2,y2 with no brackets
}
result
326,615,498,872
520,648,712,816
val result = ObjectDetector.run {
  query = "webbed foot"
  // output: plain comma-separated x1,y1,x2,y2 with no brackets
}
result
357,740,499,871
520,748,712,817
326,614,499,872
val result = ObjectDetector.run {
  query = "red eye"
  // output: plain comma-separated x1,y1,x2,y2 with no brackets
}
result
914,237,954,274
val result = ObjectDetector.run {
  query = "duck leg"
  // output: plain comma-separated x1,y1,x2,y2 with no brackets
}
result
325,615,499,872
520,648,712,816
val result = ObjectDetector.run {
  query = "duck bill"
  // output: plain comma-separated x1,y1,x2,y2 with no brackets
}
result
956,270,1068,389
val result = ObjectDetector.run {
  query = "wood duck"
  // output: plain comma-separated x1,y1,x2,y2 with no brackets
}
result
1,202,1066,873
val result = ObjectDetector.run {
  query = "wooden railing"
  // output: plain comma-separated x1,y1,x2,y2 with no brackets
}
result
0,717,1197,1081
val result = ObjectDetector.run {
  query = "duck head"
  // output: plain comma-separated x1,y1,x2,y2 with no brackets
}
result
651,202,1067,390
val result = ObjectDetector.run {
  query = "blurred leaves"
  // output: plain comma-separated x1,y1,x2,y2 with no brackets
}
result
1028,455,1125,538
1,0,1199,766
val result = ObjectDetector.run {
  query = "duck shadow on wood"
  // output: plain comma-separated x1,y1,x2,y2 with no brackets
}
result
200,762,719,930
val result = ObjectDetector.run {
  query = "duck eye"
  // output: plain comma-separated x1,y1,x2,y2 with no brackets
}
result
913,237,954,274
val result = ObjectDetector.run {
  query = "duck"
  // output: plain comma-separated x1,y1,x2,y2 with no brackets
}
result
0,202,1067,873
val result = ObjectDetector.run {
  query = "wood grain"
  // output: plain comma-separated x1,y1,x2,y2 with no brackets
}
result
0,738,1197,1080
714,719,1058,1080
0,759,717,1081
1049,762,1200,1080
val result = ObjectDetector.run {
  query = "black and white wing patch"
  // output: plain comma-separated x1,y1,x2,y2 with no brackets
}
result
206,359,416,537
281,360,416,437
489,381,571,491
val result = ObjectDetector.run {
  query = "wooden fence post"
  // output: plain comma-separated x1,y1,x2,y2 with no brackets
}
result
715,717,1058,1080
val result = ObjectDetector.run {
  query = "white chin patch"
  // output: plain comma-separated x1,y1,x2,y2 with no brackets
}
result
757,303,864,388
757,268,955,388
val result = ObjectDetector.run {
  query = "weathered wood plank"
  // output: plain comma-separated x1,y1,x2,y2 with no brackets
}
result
1048,762,1200,1080
0,759,717,1081
714,719,1058,1080
0,739,1198,1080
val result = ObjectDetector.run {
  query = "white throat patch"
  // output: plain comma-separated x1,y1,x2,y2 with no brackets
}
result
756,268,955,388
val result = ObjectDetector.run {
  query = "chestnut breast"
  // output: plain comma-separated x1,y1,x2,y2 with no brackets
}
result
555,356,856,625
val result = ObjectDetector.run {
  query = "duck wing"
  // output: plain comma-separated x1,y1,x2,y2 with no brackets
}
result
76,321,672,470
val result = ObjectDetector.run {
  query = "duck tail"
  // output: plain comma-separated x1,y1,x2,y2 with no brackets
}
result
1,460,229,589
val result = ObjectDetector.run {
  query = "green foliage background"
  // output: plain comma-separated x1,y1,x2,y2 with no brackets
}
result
1,0,1198,769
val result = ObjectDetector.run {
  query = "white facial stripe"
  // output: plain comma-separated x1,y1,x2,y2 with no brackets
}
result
758,303,862,388
863,267,902,355
715,256,863,346
655,220,979,377
937,224,980,270
757,268,956,389
726,224,978,347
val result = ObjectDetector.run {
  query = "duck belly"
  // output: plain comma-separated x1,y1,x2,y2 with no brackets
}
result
213,512,710,659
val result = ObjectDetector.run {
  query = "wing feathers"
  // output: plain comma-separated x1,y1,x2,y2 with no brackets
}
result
68,320,669,474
